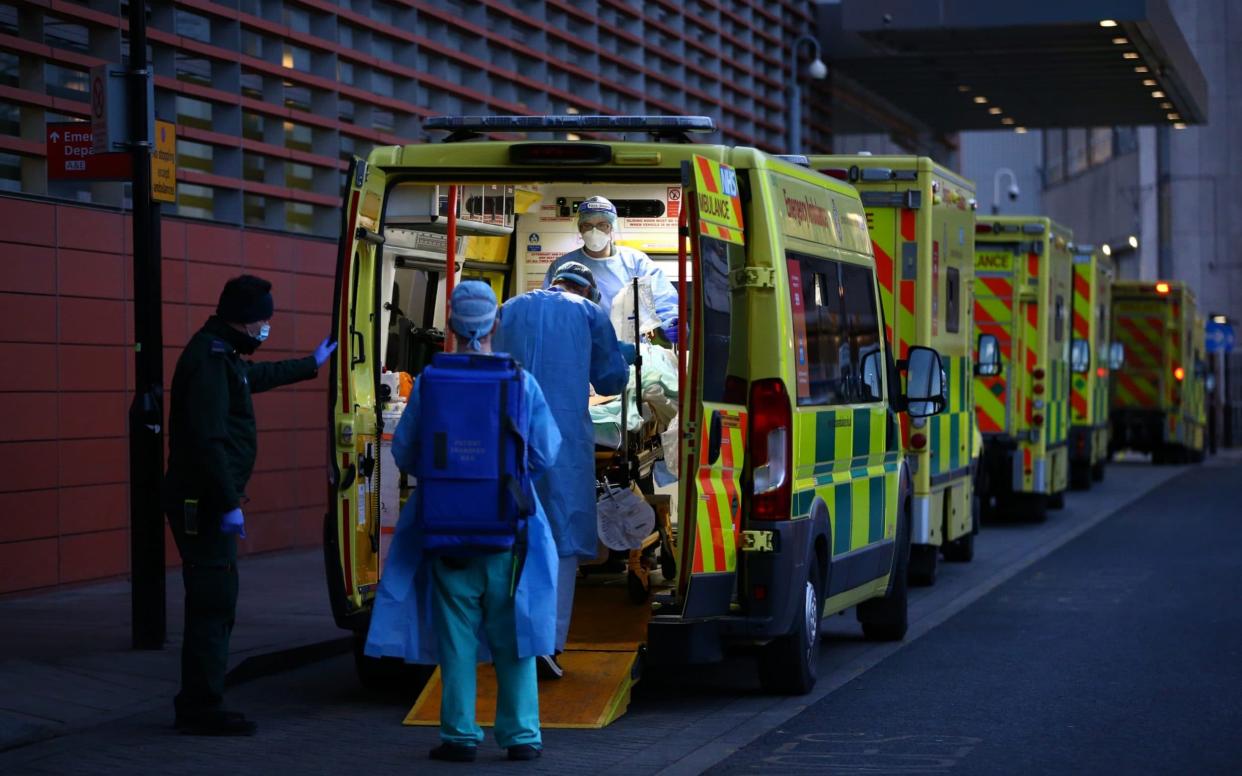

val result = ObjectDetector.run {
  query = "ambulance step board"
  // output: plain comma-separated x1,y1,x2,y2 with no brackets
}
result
404,649,639,729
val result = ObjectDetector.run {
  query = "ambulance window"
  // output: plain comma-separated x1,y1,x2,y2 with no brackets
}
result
945,267,961,333
699,236,733,403
841,263,883,402
1055,295,1066,342
788,253,849,406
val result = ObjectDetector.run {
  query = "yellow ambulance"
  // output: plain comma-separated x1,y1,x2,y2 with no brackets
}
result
808,155,979,584
323,116,947,710
1110,279,1207,463
1068,245,1118,487
972,216,1074,520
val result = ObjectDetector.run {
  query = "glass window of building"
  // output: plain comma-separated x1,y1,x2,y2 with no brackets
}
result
176,96,213,131
1089,127,1113,165
338,99,355,123
285,162,313,191
1044,129,1064,185
244,193,266,225
243,152,265,182
0,50,17,88
240,71,263,100
241,28,264,58
0,101,18,137
177,183,214,219
285,200,314,233
178,139,214,174
372,70,394,98
45,18,89,52
1066,128,1088,176
1116,126,1139,154
175,9,212,43
0,4,17,35
338,60,354,84
339,24,354,48
242,110,264,141
45,62,88,100
283,5,309,33
283,83,311,112
372,109,394,133
284,120,312,152
0,152,21,192
370,1,394,25
283,44,310,72
175,53,212,87
372,35,393,61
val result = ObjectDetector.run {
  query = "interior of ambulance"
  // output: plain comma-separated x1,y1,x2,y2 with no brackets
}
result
356,176,704,727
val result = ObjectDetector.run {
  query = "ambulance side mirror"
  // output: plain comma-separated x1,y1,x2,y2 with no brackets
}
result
1109,342,1126,370
904,346,946,418
974,333,1002,377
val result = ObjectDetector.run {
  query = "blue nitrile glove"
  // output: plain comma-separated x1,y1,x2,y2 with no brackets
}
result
220,508,246,539
663,319,679,345
313,337,338,368
619,342,637,365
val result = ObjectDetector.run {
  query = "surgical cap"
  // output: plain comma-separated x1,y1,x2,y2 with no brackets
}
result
577,195,617,224
552,261,601,302
449,280,498,352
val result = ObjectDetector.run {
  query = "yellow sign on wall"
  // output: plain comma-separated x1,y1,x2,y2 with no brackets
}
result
152,120,176,203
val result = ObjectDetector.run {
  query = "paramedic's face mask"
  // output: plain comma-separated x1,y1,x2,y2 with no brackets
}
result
245,320,271,343
578,218,613,253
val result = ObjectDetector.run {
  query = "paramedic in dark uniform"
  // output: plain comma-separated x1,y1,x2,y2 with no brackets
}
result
163,274,336,736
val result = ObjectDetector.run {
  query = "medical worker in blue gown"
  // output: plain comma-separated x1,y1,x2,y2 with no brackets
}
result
365,281,562,763
542,195,680,343
496,264,634,680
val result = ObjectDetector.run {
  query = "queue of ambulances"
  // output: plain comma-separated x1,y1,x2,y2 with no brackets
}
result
1109,279,1207,464
807,155,979,584
972,216,1074,520
323,116,948,721
1067,245,1120,487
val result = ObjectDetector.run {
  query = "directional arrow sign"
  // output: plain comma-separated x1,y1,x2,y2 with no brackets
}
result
1206,320,1235,354
47,121,132,181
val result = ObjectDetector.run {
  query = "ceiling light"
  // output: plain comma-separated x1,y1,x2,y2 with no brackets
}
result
989,107,1003,115
1134,65,1149,73
1160,101,1173,109
1173,122,1187,129
1123,52,1140,60
1102,244,1112,256
973,96,988,104
1152,90,1165,98
1167,112,1181,120
1142,79,1157,86
1128,235,1139,249
1112,37,1128,45
1212,315,1228,324
958,84,971,92
1015,127,1028,134
1100,19,1118,27
1001,117,1015,125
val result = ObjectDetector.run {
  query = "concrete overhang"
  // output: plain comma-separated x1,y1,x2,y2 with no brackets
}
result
820,0,1207,132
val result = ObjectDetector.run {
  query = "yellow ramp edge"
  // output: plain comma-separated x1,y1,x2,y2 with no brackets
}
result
405,582,651,729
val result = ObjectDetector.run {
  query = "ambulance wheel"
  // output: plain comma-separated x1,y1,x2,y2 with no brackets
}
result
757,570,821,695
1049,489,1066,509
858,498,911,642
1025,494,1049,523
1070,462,1092,491
1190,448,1205,464
908,544,938,586
1091,461,1106,482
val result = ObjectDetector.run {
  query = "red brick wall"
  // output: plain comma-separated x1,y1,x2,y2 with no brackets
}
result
0,195,337,594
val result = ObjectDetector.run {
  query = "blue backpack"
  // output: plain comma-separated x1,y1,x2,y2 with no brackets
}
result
415,352,533,556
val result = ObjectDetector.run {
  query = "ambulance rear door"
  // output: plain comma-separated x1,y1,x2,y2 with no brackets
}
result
674,155,750,619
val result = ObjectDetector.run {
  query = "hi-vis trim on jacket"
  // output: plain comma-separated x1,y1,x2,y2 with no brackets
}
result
692,409,747,574
692,155,745,246
791,407,900,556
1071,262,1093,421
1113,309,1163,408
974,269,1014,435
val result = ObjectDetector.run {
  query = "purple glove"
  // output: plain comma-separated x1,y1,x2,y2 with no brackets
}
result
314,338,338,368
663,319,679,345
220,507,246,539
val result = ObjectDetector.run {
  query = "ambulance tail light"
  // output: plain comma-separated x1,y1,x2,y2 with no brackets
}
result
1033,368,1046,380
749,378,792,521
1033,413,1045,426
819,168,850,181
976,223,994,234
1174,365,1185,381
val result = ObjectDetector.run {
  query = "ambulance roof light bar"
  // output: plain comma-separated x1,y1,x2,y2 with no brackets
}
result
425,115,717,143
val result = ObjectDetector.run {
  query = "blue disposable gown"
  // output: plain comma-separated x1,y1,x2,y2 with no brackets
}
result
544,246,679,327
364,370,563,663
495,288,629,559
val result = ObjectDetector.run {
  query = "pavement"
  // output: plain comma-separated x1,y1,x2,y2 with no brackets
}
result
0,549,348,753
0,454,1238,774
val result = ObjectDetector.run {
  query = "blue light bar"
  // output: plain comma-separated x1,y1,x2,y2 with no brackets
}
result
424,115,716,133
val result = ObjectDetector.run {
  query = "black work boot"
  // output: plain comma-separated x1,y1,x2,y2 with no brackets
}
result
536,653,563,681
429,743,477,762
508,745,543,761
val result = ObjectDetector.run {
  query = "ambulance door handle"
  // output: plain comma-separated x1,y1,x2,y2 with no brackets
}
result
707,411,723,466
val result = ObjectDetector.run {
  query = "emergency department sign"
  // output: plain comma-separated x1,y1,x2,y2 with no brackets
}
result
691,155,744,245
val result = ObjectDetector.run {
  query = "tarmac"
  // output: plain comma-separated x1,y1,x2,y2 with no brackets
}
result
0,549,349,752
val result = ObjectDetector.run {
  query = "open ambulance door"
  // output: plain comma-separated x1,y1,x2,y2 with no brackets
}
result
674,156,749,619
325,155,388,631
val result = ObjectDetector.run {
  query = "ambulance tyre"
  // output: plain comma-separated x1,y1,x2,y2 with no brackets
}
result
858,497,911,642
1091,461,1106,482
757,567,821,695
1070,462,1092,490
1049,489,1066,509
908,545,938,586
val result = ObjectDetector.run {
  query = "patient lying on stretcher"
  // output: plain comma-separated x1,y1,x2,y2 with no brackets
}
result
591,341,678,450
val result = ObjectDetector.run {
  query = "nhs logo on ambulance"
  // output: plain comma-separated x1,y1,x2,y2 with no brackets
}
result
720,167,738,198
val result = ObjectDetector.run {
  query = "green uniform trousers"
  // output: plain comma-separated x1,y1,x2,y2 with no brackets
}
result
432,553,541,749
167,504,239,715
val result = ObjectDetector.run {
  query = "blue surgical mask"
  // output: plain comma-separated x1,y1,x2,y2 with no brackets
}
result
250,323,270,342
